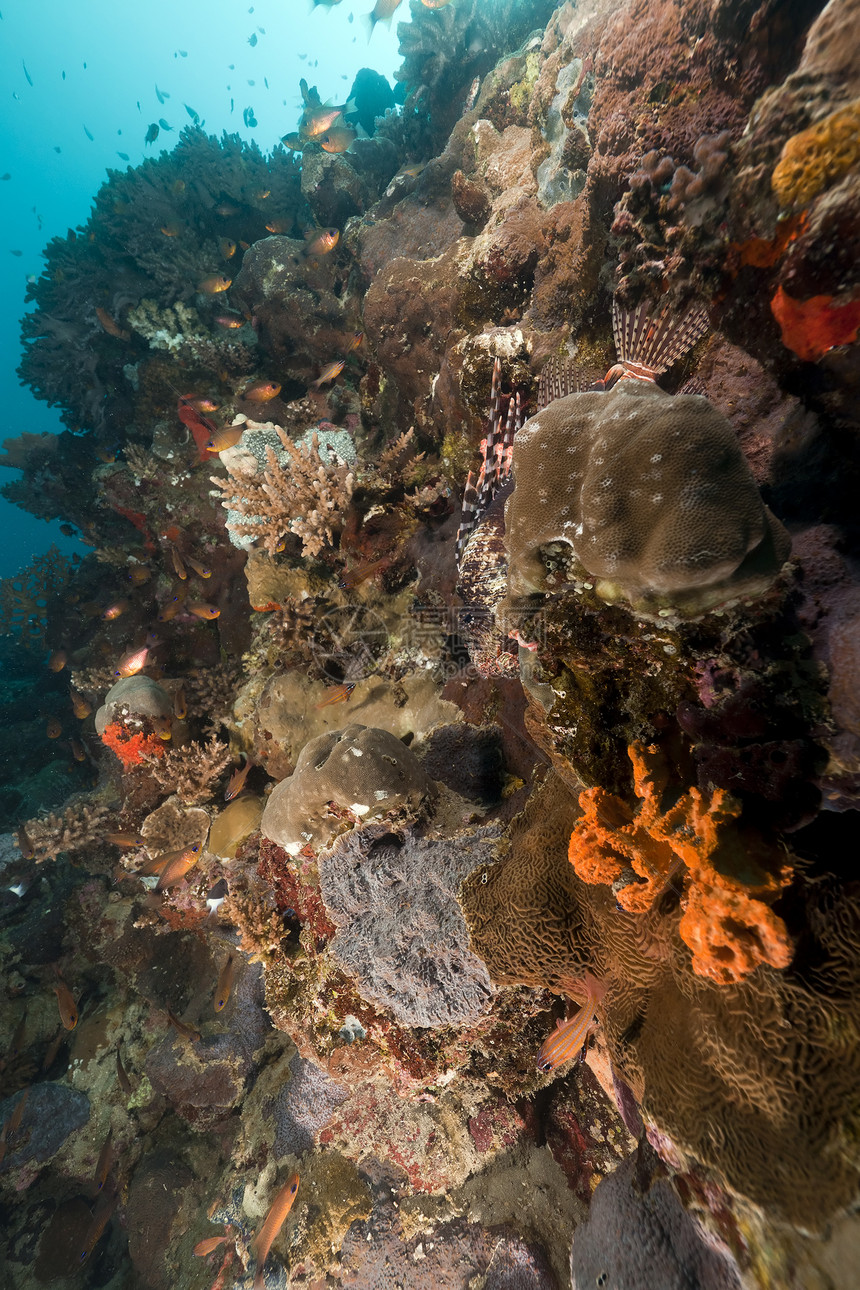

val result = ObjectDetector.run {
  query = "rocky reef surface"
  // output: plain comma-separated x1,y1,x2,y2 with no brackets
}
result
1,1,859,1288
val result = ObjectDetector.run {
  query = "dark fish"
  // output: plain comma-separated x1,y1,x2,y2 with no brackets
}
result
159,118,173,131
184,103,200,122
167,1010,201,1042
145,122,159,144
115,1047,133,1096
155,84,169,103
52,969,78,1030
83,125,94,141
94,1130,114,1192
248,32,257,45
79,1186,118,1264
22,60,33,86
117,152,130,160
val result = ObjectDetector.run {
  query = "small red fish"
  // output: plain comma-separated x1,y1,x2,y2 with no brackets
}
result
314,682,354,708
115,1047,133,1096
171,546,188,580
224,755,252,801
70,689,92,719
94,1130,114,1192
536,975,604,1074
252,1172,300,1290
198,275,232,294
104,831,145,848
52,970,79,1031
167,1010,202,1042
242,380,281,402
214,955,235,1012
194,1232,232,1257
95,306,130,340
79,1185,118,1264
156,844,202,891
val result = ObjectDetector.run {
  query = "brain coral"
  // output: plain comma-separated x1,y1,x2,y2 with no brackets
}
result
319,819,501,1028
502,382,791,619
261,723,437,856
462,772,860,1228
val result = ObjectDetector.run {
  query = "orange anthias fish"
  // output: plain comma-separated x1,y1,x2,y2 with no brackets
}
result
52,969,79,1031
188,603,221,620
242,380,282,402
305,227,339,255
366,0,404,36
95,306,130,341
155,844,202,891
114,645,149,678
186,556,211,579
252,1172,300,1290
320,126,356,154
224,754,252,801
311,359,345,389
535,975,604,1074
197,275,232,294
214,955,235,1012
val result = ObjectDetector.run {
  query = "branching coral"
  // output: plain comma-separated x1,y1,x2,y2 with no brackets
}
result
0,546,73,649
22,800,114,862
567,742,793,983
141,736,232,804
212,428,355,559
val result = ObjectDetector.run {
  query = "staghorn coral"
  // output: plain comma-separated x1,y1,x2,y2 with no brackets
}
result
212,427,355,558
567,742,793,983
502,381,791,620
771,99,860,209
22,799,114,863
141,736,232,804
183,661,242,734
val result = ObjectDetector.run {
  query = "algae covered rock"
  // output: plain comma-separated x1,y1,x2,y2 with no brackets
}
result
503,381,791,619
260,723,437,855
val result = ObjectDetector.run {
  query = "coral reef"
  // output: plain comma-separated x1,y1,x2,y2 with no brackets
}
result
3,2,860,1287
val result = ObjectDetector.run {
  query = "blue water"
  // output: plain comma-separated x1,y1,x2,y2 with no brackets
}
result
0,0,403,577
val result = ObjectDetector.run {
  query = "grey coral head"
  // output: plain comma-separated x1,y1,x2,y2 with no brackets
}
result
503,381,791,619
318,819,501,1028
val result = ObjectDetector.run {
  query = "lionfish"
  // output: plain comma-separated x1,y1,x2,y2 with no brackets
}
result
454,297,710,677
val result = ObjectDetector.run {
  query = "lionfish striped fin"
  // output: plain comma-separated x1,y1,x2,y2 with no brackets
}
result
455,358,522,571
612,298,710,375
537,355,581,409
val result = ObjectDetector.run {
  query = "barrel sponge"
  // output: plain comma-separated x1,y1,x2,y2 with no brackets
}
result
503,382,791,618
319,819,502,1028
463,771,860,1227
260,723,437,856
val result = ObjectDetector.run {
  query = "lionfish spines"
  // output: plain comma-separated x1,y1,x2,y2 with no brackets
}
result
537,355,582,410
610,297,710,385
455,358,523,571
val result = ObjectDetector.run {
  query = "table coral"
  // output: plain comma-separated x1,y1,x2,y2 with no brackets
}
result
771,99,860,209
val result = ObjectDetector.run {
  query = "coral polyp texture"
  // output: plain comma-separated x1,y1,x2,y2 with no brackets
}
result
4,0,860,1286
502,382,791,620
